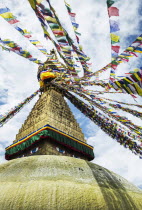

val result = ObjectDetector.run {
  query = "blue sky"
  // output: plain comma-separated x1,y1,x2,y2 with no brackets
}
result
0,0,142,189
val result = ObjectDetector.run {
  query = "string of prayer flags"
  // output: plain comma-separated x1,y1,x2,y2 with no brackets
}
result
28,1,78,77
73,80,108,88
68,87,142,136
0,90,39,127
107,0,120,82
0,8,19,23
46,0,92,76
38,2,76,71
0,44,10,52
67,67,142,97
64,0,93,75
97,96,142,108
0,6,50,57
64,89,142,158
109,104,142,119
0,38,43,64
64,0,81,44
58,84,129,131
80,34,142,81
59,81,141,135
109,69,142,96
48,0,92,76
90,96,142,125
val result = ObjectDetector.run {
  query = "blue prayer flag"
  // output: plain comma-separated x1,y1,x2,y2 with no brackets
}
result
110,20,120,33
0,7,10,14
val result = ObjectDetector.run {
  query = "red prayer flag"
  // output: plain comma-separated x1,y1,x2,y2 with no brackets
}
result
8,19,19,24
108,7,119,17
27,55,32,58
13,47,21,51
53,31,64,36
24,35,32,38
112,46,120,53
121,58,129,62
69,12,76,17
111,64,118,70
110,77,115,82
128,51,138,57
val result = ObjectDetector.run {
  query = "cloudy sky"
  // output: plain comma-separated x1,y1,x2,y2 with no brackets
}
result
0,0,142,189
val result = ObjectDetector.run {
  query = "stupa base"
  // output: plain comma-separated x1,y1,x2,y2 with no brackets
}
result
0,155,141,210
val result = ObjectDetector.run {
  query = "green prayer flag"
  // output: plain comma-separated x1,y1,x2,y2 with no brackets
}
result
107,0,115,7
111,60,118,65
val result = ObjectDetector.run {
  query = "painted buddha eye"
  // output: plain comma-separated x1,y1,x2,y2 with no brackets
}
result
31,147,39,154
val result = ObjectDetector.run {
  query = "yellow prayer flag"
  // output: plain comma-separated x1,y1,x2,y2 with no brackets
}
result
110,73,115,76
135,130,141,134
108,109,113,112
133,73,141,81
110,34,120,43
137,37,142,41
133,83,142,96
34,60,40,64
134,49,142,53
119,55,132,58
40,50,47,54
79,45,83,51
126,47,134,51
45,16,57,23
23,29,31,34
61,46,71,50
74,78,80,81
31,41,40,45
7,43,15,48
73,27,77,31
0,12,14,19
64,0,71,8
133,68,140,72
28,0,36,9
61,49,69,52
115,81,122,88
123,78,133,84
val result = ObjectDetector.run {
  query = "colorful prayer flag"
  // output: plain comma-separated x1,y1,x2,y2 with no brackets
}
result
110,34,120,43
108,7,119,17
112,46,120,53
110,20,120,32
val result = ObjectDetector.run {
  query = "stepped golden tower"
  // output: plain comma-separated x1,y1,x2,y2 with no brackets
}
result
5,84,94,161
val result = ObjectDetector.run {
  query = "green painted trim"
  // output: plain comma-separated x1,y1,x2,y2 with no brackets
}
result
5,128,94,160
